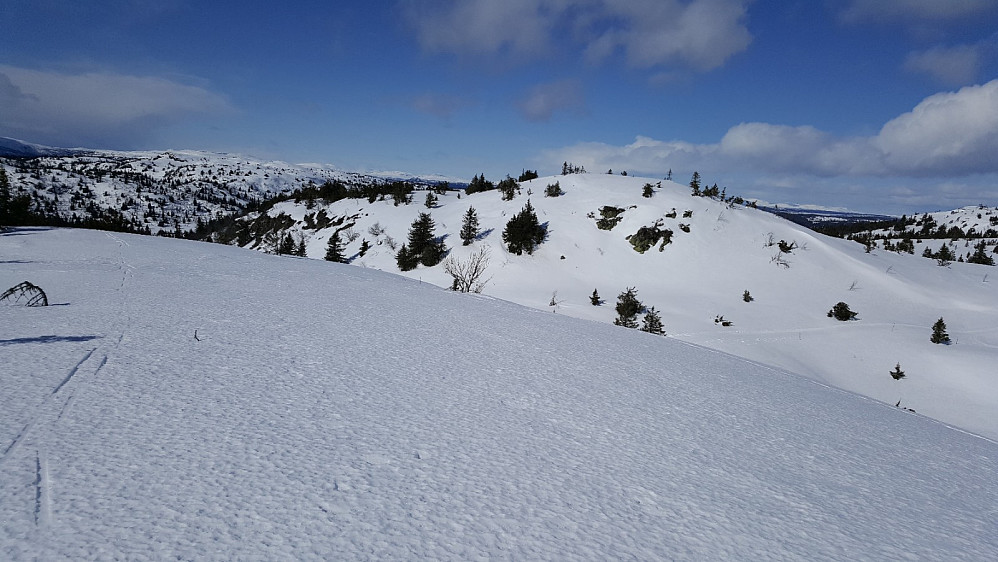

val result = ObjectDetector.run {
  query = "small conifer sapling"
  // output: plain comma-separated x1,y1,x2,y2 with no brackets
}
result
890,363,905,380
640,307,665,335
930,317,951,344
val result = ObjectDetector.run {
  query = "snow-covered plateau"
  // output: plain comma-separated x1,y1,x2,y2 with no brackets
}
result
1,228,996,559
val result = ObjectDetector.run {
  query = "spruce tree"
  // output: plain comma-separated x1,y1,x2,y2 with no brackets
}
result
518,169,539,182
689,171,701,197
497,175,520,201
399,212,445,268
930,317,951,344
640,307,665,335
936,244,955,263
325,231,346,262
613,287,642,328
396,244,418,271
278,232,296,255
466,174,495,195
502,200,546,255
460,206,479,246
967,241,995,265
0,167,10,226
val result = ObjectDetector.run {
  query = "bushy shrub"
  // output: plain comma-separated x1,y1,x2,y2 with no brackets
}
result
595,206,625,230
828,302,857,321
627,222,673,253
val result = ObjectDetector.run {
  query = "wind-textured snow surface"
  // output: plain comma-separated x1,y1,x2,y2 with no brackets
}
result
2,228,996,559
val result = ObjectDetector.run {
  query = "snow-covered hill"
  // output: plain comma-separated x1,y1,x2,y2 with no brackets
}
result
240,174,998,441
2,228,995,559
0,138,457,233
4,139,996,440
858,205,998,265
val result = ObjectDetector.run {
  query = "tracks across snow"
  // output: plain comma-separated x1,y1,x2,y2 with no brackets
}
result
0,347,107,466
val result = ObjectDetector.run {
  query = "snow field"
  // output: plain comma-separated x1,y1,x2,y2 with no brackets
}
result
2,228,996,559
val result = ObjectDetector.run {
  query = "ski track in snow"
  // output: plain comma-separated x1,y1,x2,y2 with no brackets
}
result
1,228,996,560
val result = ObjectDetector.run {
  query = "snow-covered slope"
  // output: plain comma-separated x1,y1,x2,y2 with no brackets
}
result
0,137,79,158
2,228,995,559
0,139,457,233
251,174,998,441
860,205,998,263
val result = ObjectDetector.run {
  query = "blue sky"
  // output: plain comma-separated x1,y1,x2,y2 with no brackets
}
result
2,0,998,213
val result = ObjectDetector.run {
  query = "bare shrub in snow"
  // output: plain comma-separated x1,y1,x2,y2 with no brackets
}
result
1,281,49,306
443,246,492,293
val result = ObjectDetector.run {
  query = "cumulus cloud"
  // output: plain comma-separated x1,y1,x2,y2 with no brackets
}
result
402,0,752,72
0,65,231,148
904,44,984,85
517,80,585,121
837,0,997,24
547,80,998,179
874,80,998,175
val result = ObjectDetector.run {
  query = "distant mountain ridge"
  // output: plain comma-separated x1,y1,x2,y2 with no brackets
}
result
0,137,459,233
760,205,896,230
0,136,83,158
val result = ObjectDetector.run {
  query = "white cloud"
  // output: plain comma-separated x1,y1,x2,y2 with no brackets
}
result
0,65,231,148
517,80,585,121
546,80,998,180
403,0,562,59
837,0,997,24
584,0,752,71
874,80,998,175
403,0,752,72
904,44,984,85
